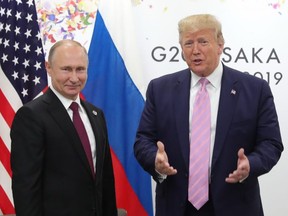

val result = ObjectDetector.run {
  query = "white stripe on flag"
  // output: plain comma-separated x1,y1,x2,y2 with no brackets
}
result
0,67,22,112
0,114,11,151
0,163,13,206
98,0,146,97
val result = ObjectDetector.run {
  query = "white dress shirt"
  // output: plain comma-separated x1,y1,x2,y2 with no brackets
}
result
189,63,223,176
50,86,96,171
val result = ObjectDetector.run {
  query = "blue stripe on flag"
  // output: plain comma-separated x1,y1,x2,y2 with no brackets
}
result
82,12,153,215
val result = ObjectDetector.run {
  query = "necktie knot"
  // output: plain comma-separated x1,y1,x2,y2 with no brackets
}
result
199,78,209,91
70,102,79,112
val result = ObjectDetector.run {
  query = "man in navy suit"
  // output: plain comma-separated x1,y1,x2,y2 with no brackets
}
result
10,40,117,215
134,14,283,216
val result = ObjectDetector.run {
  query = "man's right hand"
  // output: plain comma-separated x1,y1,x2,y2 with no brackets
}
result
155,141,177,176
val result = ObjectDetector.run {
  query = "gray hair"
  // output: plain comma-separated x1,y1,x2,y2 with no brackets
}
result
48,39,88,65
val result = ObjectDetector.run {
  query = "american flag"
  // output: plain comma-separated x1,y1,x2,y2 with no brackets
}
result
0,0,47,214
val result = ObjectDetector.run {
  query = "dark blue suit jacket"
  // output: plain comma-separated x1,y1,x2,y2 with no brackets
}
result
134,64,283,216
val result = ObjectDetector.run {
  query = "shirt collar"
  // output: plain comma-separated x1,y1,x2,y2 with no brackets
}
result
190,62,223,89
49,85,82,111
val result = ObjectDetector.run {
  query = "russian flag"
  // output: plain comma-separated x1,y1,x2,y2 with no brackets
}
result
82,0,153,215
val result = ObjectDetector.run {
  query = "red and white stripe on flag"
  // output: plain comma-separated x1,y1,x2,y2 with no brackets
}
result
0,0,47,214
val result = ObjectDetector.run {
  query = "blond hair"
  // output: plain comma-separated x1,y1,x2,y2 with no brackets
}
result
178,14,224,44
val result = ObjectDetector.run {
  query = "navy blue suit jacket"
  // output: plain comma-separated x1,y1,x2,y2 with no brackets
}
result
134,64,283,216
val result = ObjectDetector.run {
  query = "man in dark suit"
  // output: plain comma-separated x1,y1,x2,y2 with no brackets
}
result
10,39,117,216
134,14,283,216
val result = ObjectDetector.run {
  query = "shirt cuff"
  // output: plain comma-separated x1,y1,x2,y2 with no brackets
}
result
155,169,167,183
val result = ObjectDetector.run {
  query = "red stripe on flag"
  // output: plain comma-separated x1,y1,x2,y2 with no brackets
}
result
0,137,12,177
0,186,15,214
0,89,15,127
111,149,148,216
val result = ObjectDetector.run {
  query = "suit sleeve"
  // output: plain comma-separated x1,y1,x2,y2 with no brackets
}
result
247,80,283,177
134,80,159,179
10,106,44,216
98,110,117,215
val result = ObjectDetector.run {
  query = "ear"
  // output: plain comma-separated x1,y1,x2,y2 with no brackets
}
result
218,43,224,55
45,61,52,77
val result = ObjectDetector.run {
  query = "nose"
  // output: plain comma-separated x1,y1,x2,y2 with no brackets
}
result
69,71,79,82
192,43,200,55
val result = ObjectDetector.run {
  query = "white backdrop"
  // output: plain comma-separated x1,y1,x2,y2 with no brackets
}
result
37,0,287,215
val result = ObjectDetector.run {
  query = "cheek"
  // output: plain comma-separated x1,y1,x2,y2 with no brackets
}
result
79,74,88,83
55,75,67,82
53,74,70,86
182,49,191,61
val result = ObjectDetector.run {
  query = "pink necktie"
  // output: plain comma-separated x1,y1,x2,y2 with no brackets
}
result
70,102,94,175
188,78,210,210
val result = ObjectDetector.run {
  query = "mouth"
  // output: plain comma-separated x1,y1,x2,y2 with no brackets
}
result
193,59,202,65
66,85,80,89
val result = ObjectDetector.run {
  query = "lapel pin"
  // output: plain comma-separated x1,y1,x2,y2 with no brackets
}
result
92,110,97,116
231,89,236,95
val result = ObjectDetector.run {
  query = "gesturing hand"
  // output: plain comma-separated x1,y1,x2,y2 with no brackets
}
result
225,148,250,183
155,141,177,176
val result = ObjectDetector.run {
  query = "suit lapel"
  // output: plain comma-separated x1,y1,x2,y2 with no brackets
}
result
44,89,93,177
211,66,240,169
81,101,104,182
174,69,191,172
